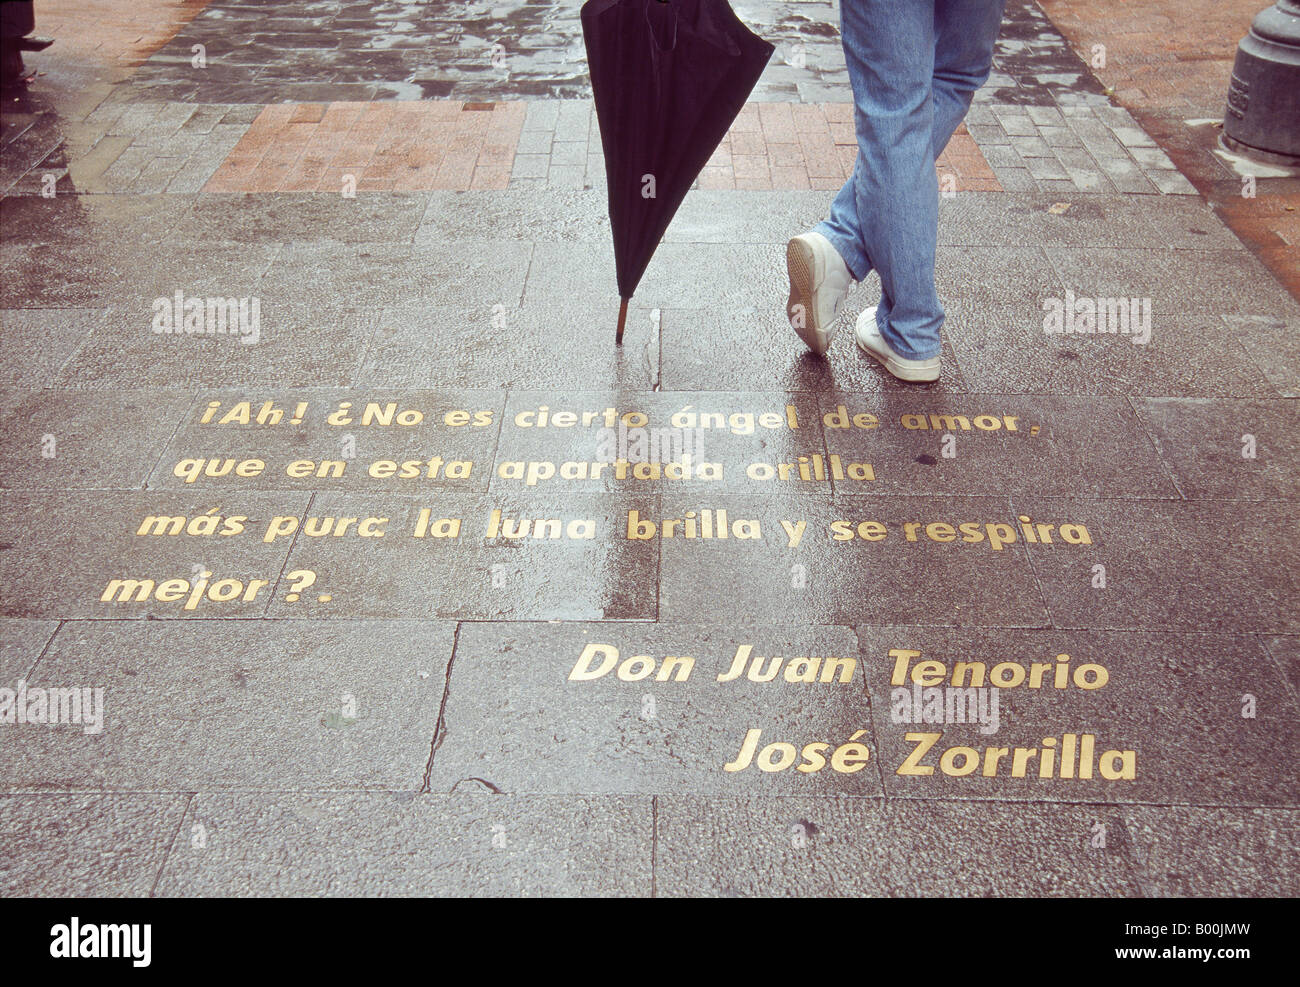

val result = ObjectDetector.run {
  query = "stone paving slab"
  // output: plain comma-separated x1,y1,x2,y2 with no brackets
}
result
1226,315,1300,400
1132,399,1300,501
0,491,307,618
148,388,505,494
1014,498,1300,634
269,492,660,621
261,240,532,310
943,301,1281,398
426,621,870,795
1126,806,1300,897
0,619,451,791
818,393,1179,499
0,309,108,387
856,626,1300,806
361,297,662,391
0,389,195,490
0,620,59,680
490,391,829,495
654,797,1145,896
1045,247,1300,322
654,493,1053,627
0,193,199,244
178,191,433,244
1262,635,1300,699
153,793,651,897
0,794,189,896
54,303,381,389
657,306,971,394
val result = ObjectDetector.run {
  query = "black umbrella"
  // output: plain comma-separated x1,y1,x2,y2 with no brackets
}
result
581,0,774,343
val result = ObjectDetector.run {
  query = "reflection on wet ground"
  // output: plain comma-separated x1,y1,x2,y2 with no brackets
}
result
103,0,1105,105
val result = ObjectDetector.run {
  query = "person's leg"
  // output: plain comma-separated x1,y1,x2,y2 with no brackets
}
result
931,0,1007,157
814,153,872,282
818,0,941,360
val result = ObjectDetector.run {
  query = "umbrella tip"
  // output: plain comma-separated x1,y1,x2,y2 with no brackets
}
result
616,297,629,345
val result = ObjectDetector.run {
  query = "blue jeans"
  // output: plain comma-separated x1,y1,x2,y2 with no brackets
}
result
814,0,1006,360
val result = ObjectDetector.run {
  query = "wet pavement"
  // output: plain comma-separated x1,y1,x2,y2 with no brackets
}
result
0,0,1298,897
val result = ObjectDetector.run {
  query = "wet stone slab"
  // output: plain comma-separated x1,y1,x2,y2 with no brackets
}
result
658,305,971,393
0,620,59,679
54,303,382,389
269,491,660,620
1014,497,1300,633
0,389,195,490
654,797,1145,897
1225,315,1300,399
524,240,783,313
0,794,188,896
1132,398,1300,501
944,301,1277,398
1127,806,1300,897
1044,247,1300,322
855,626,1300,806
258,241,533,310
1262,635,1300,699
154,793,650,897
654,493,1053,626
179,192,433,245
0,310,107,387
491,391,831,495
818,392,1179,498
149,388,505,493
0,491,307,618
361,296,661,391
0,194,199,246
426,621,874,795
0,620,451,792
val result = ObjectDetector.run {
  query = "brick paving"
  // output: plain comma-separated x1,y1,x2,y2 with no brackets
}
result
1035,0,1300,303
35,0,210,66
205,101,525,193
1037,0,1254,111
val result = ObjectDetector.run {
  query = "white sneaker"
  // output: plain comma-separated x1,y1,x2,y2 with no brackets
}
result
786,231,852,356
854,307,941,382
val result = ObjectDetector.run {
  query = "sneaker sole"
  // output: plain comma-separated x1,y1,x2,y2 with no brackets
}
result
786,239,832,356
854,331,941,382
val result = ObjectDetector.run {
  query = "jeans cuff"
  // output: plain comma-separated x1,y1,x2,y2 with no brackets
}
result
811,222,869,282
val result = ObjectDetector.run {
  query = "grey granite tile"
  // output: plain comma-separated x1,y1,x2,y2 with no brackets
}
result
857,626,1299,806
155,793,650,896
0,389,194,489
656,797,1144,896
0,794,187,895
0,619,451,791
428,622,869,795
1132,398,1300,500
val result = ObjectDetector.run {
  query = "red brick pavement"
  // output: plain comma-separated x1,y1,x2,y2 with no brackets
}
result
1038,0,1300,301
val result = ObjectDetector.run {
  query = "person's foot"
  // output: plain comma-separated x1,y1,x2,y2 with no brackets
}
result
854,307,941,382
785,231,852,356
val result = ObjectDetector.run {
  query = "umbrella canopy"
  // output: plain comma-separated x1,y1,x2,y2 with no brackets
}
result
581,0,774,342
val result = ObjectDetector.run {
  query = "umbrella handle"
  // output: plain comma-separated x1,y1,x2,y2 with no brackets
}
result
616,297,629,345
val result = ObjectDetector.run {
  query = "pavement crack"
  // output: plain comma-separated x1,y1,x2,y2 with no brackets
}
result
419,621,461,794
449,777,505,794
650,795,659,898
